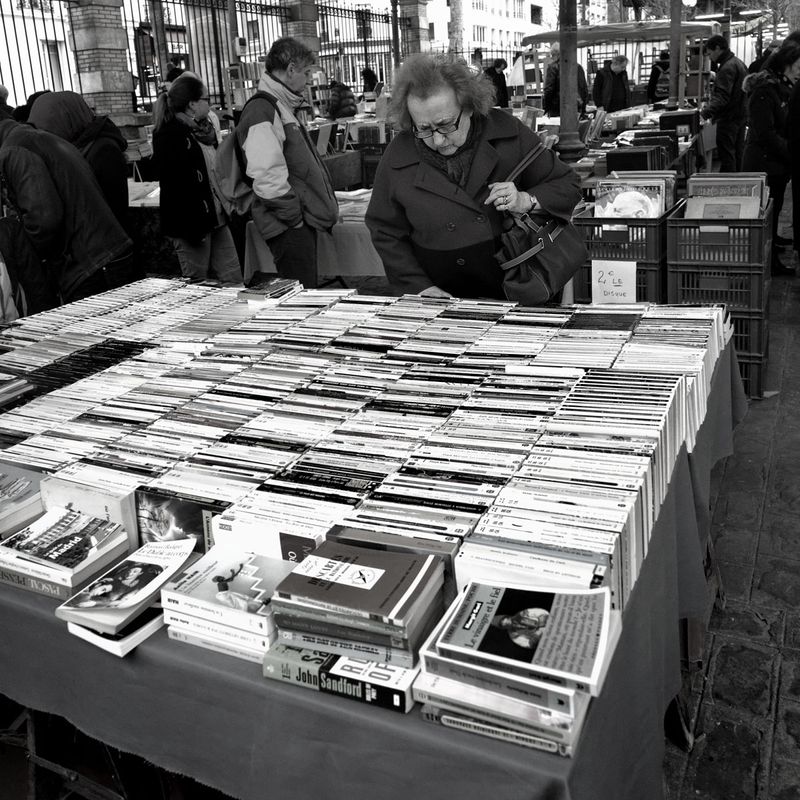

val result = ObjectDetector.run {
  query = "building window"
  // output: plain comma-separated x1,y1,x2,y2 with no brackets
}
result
246,20,259,44
530,4,542,25
429,22,435,38
42,40,63,91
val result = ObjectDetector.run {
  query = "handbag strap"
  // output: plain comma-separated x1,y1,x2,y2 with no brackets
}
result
503,141,547,184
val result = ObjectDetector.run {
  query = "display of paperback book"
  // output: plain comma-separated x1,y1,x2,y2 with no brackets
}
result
55,539,196,634
0,461,44,537
435,581,620,696
262,643,419,713
272,540,444,630
0,507,129,599
161,545,295,636
67,606,165,657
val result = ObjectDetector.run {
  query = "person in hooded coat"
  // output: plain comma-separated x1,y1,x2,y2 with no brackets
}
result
0,119,135,313
744,41,800,275
28,91,129,229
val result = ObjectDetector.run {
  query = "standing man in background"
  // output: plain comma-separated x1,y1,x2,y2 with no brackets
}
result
592,55,631,113
484,59,510,108
701,35,747,172
543,45,588,117
235,37,338,288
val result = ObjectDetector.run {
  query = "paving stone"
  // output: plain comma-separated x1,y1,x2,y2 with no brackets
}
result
773,697,800,764
752,555,800,611
716,560,753,602
786,612,800,650
708,601,782,647
721,455,768,493
713,525,759,565
712,491,763,528
758,513,800,561
707,641,775,716
779,650,800,703
770,760,800,800
687,711,765,800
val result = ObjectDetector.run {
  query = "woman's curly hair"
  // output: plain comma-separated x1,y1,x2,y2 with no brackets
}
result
388,52,496,131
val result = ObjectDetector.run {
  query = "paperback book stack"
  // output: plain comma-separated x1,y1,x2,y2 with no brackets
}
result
56,539,196,657
414,581,621,756
0,461,43,537
161,545,295,663
263,541,445,712
0,506,129,599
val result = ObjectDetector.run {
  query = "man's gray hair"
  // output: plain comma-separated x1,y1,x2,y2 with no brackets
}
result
0,86,8,103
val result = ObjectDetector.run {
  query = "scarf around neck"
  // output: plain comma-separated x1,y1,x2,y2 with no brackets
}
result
416,113,484,188
175,111,217,146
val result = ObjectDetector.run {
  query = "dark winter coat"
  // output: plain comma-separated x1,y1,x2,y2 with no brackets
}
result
543,62,588,116
28,92,129,228
705,50,747,123
153,117,218,243
0,119,131,307
591,66,631,113
742,69,792,177
365,109,582,298
484,67,510,108
647,58,670,103
328,82,358,119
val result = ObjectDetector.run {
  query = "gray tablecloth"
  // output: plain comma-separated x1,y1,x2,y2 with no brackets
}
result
0,346,742,800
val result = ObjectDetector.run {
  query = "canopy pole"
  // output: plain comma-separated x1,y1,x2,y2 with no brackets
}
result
555,0,584,163
668,0,681,108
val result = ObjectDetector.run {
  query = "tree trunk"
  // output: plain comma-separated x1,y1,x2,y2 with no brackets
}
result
449,0,464,55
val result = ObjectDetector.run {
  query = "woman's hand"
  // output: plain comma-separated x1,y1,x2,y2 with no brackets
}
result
486,182,534,215
419,285,453,298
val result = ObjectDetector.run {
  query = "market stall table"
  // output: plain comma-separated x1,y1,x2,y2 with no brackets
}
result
0,343,744,800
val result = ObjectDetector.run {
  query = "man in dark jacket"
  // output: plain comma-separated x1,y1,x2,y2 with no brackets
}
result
484,59,510,108
543,46,588,116
592,55,631,113
0,119,134,314
647,51,670,103
702,35,747,172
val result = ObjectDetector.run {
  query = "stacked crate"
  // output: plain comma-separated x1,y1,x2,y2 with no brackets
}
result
666,200,772,398
355,124,392,188
571,201,679,304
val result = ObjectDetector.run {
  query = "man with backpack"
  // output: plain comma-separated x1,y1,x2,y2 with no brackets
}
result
234,37,338,289
647,50,670,104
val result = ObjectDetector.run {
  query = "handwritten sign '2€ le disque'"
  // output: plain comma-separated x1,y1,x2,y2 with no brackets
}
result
591,260,637,303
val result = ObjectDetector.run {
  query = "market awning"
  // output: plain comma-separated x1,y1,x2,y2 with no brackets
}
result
521,19,721,48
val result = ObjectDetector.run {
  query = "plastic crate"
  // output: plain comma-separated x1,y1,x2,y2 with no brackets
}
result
738,354,766,399
667,265,767,311
666,199,772,267
572,261,666,304
573,201,676,264
731,311,768,356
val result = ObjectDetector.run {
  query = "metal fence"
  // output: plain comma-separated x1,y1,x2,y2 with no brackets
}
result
121,0,289,109
317,4,405,91
0,0,78,109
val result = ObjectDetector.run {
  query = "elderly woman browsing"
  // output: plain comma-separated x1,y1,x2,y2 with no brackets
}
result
365,53,581,299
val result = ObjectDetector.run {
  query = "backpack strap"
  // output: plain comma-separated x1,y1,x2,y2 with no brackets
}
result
234,91,280,186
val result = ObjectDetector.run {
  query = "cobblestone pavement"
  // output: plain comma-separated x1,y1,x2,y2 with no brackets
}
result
663,251,800,800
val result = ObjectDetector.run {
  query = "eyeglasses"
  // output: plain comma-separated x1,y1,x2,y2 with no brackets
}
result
199,96,210,102
412,109,464,139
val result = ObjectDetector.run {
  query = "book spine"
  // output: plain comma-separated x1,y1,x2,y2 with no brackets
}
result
277,628,415,669
421,649,575,716
272,611,408,648
435,644,588,693
0,547,77,585
163,609,274,651
261,647,414,713
166,626,264,664
419,704,572,758
412,683,574,743
0,564,73,599
270,599,407,637
160,589,273,634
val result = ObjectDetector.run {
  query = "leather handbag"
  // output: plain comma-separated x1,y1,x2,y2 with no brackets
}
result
494,143,587,305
